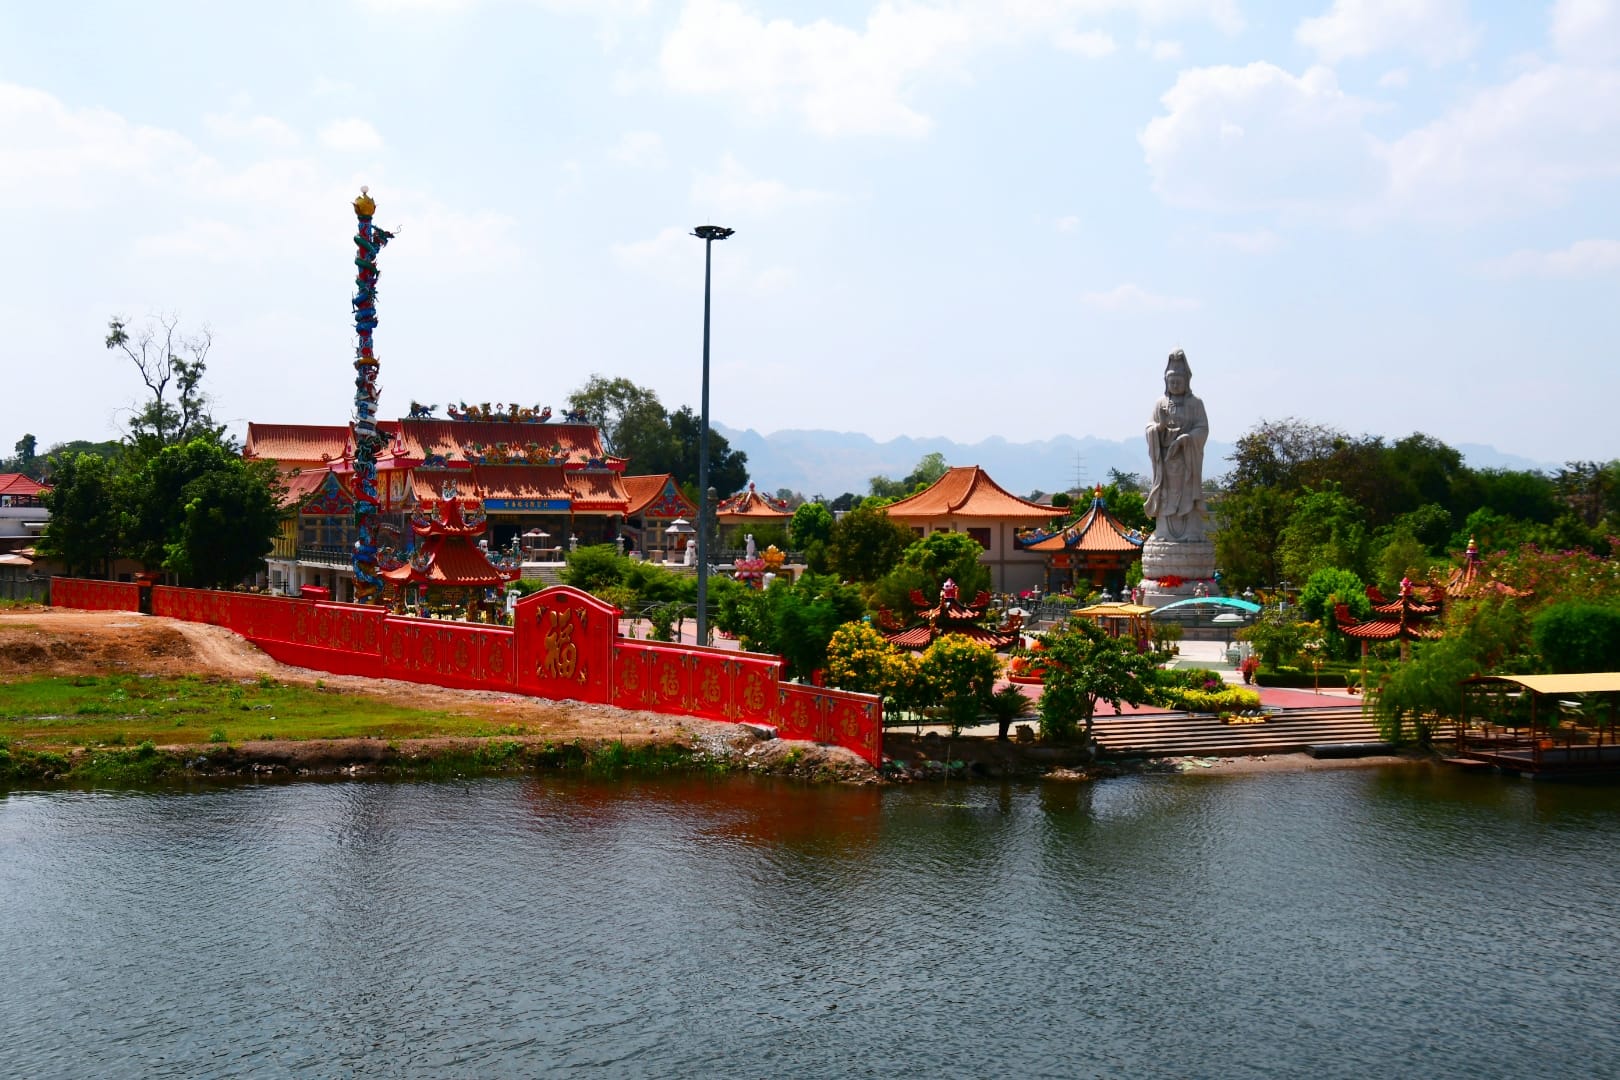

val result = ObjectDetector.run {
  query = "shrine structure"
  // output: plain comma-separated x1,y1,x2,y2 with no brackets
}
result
1436,537,1532,601
1014,485,1146,594
879,467,1060,593
381,480,519,613
622,474,697,561
1334,577,1445,662
878,579,1023,652
715,484,792,548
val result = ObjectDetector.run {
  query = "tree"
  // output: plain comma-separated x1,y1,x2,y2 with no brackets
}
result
790,502,835,549
125,439,280,584
824,621,917,709
1275,486,1370,583
2,434,41,479
727,573,865,680
1298,566,1371,661
566,375,672,461
917,634,999,735
825,505,913,584
38,453,124,577
1533,603,1620,674
871,531,991,623
1036,618,1161,743
667,406,748,496
106,315,223,449
904,452,950,489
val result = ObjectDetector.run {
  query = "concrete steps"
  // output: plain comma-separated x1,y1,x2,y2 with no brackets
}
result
1093,706,1383,758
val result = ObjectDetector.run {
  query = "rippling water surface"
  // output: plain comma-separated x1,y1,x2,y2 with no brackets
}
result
3,768,1618,1078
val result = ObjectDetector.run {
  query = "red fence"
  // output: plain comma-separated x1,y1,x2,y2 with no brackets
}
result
50,579,883,764
50,578,140,613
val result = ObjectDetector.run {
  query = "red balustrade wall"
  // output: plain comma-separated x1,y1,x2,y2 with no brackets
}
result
49,579,884,765
776,684,884,766
51,578,140,612
379,618,515,692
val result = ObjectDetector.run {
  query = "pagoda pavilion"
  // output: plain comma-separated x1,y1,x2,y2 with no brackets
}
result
1435,537,1532,601
381,481,519,616
879,467,1060,593
1334,577,1445,662
879,578,1023,652
715,483,792,548
1014,485,1146,595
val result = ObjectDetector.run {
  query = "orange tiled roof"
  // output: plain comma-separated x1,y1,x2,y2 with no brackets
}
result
388,420,606,467
278,470,331,510
1020,489,1145,553
244,423,366,467
717,483,792,521
0,474,48,498
565,469,630,511
467,465,576,502
882,466,1058,521
623,474,696,518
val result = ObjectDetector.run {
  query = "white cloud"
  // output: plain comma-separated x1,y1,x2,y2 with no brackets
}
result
1481,238,1620,278
610,130,666,168
1080,283,1199,311
1386,63,1620,221
611,223,790,293
1139,37,1184,61
1552,0,1620,64
690,154,836,216
320,118,385,152
1056,29,1117,58
0,82,201,209
1139,63,1384,215
1377,67,1409,89
1296,0,1479,66
1208,228,1281,253
203,112,301,148
658,0,1243,138
1055,214,1081,232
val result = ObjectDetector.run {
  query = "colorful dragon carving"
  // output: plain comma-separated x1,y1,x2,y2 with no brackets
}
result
349,187,395,603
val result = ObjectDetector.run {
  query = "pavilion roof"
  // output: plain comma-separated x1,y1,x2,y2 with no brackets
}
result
884,624,1021,651
244,423,367,468
882,466,1058,521
1019,487,1145,553
282,470,339,511
623,474,697,519
382,535,516,587
564,469,631,511
1437,538,1532,600
717,483,792,521
0,473,47,499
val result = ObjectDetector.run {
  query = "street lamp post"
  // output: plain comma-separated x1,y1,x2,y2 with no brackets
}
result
692,224,733,646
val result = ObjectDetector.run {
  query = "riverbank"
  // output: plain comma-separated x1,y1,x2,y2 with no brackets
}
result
2,606,1426,789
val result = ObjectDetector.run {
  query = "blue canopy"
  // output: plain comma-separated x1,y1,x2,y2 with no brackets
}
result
1152,596,1262,614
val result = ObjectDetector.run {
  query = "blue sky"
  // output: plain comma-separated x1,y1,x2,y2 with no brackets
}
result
3,1,1616,469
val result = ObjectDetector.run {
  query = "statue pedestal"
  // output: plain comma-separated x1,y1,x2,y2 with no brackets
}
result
1140,537,1216,609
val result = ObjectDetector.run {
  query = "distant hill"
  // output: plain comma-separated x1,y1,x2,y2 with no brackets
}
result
715,425,1558,499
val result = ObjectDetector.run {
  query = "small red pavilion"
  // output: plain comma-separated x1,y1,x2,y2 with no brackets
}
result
879,579,1023,652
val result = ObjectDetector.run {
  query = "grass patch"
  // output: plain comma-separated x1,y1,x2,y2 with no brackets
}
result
0,673,523,751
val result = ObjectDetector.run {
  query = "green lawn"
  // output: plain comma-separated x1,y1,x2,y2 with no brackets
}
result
0,673,526,750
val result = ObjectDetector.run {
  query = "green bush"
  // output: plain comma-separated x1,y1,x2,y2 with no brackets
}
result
1532,603,1620,674
1162,686,1262,713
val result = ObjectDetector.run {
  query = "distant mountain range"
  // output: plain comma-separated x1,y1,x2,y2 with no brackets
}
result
714,425,1559,500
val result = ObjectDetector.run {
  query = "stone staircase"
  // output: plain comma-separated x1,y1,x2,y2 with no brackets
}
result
1093,705,1385,758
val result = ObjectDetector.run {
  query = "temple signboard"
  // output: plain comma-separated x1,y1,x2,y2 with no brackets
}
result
483,498,571,512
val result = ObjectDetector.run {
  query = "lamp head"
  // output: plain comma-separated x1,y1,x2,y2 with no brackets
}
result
693,225,735,241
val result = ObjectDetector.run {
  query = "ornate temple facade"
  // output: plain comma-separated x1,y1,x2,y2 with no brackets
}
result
247,416,636,599
1014,485,1146,595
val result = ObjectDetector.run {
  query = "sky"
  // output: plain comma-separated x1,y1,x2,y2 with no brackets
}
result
3,0,1617,470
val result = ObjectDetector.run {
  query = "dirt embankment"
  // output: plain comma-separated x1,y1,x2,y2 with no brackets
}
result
0,607,879,784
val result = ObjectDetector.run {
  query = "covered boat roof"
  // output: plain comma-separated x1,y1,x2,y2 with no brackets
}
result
1463,673,1620,695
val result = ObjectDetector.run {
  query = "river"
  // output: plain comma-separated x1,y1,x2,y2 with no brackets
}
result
3,767,1618,1078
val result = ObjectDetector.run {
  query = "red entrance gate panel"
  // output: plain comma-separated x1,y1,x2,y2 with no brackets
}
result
775,684,883,766
380,617,516,692
514,586,616,704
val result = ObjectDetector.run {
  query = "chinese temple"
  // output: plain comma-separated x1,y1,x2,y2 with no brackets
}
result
879,466,1060,593
622,473,699,561
1015,485,1146,595
247,414,633,600
878,578,1023,652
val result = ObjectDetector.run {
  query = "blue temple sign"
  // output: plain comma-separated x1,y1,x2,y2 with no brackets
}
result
483,498,571,512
